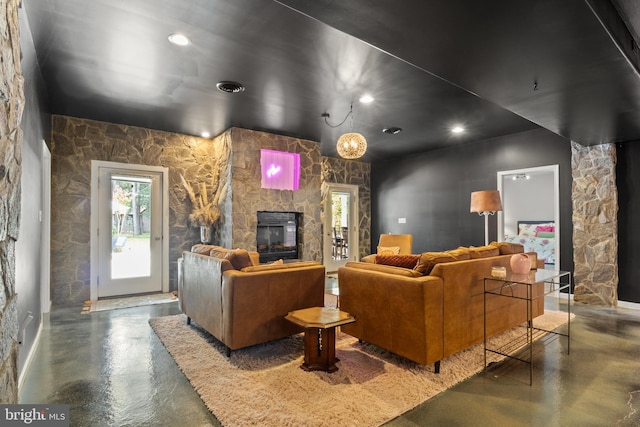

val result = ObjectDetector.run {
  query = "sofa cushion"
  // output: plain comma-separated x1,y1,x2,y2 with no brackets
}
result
376,254,421,269
344,261,423,278
468,245,500,259
414,249,470,275
224,249,254,270
191,244,223,255
490,241,525,255
206,247,255,270
240,261,321,273
377,246,400,256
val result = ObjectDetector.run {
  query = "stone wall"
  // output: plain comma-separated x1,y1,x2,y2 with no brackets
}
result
229,128,323,260
0,0,23,403
321,156,371,259
50,119,371,304
571,141,618,306
50,116,230,305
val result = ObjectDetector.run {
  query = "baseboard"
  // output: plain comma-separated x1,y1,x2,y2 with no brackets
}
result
549,293,640,311
18,315,44,390
617,300,640,311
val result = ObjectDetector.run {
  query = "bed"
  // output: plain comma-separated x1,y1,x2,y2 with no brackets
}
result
504,220,556,265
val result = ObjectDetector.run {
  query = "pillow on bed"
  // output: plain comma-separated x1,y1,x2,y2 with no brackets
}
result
518,223,539,237
519,222,554,237
535,225,555,236
536,231,555,238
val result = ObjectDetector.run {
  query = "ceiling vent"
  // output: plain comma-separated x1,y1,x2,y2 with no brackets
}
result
216,81,245,93
383,127,402,135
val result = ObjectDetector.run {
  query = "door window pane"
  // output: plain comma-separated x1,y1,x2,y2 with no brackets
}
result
111,175,152,279
331,192,350,260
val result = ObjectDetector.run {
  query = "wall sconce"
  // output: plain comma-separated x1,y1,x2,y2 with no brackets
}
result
470,190,503,245
322,104,367,159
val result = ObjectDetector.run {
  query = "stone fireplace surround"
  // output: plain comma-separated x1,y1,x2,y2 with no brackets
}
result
50,117,371,306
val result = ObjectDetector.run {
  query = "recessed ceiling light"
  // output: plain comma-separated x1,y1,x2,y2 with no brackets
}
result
359,94,374,104
216,81,245,93
168,33,191,46
201,132,211,138
451,126,465,134
382,127,402,135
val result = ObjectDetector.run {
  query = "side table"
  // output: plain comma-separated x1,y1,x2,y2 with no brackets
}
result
285,307,355,373
484,269,572,385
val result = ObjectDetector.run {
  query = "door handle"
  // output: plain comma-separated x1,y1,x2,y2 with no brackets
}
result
154,236,162,241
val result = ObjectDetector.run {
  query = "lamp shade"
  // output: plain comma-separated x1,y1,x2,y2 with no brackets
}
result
470,190,503,214
336,132,367,159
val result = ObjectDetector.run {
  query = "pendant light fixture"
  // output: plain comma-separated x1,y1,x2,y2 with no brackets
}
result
322,104,367,159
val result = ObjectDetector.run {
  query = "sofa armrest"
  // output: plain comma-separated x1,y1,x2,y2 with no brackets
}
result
220,263,325,350
338,265,444,365
180,251,227,341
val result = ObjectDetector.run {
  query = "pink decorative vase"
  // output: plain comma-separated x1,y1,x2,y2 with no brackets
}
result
510,253,532,274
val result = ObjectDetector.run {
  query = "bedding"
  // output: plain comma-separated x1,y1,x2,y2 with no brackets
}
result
504,220,556,265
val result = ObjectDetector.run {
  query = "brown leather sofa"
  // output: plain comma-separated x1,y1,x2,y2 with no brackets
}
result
338,243,544,372
179,246,325,355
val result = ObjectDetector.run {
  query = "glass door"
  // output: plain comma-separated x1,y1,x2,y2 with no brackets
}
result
96,167,163,297
324,184,359,273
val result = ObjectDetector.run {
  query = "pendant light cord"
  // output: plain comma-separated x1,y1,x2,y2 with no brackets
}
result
323,104,354,129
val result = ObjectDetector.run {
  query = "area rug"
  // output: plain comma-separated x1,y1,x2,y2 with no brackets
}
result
82,292,177,313
150,310,572,427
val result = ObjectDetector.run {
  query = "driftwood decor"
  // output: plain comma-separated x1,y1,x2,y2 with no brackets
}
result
179,133,232,245
180,174,227,227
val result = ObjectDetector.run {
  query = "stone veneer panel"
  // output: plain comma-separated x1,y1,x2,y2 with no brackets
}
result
229,128,323,260
50,116,231,305
571,141,618,306
0,0,23,403
321,157,371,259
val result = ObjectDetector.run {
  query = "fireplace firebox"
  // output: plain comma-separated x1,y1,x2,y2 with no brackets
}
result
256,211,300,263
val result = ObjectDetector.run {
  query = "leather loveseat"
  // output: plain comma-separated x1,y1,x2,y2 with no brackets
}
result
338,242,543,372
179,245,325,355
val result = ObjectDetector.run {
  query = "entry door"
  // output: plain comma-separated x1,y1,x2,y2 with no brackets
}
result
95,164,164,298
323,184,359,273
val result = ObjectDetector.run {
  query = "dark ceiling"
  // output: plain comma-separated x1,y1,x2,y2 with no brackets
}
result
22,0,640,161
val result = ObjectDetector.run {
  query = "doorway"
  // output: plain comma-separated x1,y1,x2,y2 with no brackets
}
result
90,161,169,300
497,165,559,268
323,184,359,273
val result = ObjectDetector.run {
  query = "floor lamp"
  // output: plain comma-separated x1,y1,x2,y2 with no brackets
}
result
470,190,503,246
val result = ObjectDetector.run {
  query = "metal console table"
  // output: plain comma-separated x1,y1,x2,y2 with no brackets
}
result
484,269,572,385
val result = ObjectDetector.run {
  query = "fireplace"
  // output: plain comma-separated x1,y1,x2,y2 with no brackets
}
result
256,211,300,263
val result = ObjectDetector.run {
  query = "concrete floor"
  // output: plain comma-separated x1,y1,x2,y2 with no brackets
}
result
19,298,640,427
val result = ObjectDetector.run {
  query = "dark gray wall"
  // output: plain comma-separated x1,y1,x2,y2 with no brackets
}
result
371,128,574,273
617,141,640,303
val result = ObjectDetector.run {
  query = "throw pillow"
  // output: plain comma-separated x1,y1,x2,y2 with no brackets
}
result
377,246,400,256
375,254,421,269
